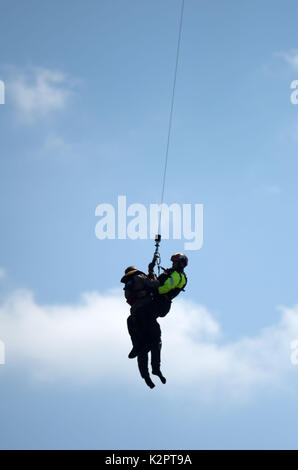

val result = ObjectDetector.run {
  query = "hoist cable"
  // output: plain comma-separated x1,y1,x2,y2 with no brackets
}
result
157,0,185,237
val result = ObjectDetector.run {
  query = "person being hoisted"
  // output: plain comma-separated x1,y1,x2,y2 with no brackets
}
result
150,252,188,319
121,266,161,388
121,252,188,389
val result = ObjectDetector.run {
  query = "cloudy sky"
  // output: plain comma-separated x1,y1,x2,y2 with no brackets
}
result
1,0,298,450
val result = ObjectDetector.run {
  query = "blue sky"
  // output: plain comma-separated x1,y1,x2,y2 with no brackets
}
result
1,0,298,450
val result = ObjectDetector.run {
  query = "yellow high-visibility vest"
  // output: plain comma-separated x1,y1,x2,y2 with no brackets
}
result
158,271,186,295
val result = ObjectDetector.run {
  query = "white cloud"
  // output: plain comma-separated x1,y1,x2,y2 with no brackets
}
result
1,288,298,402
253,184,281,198
277,50,298,70
263,184,281,196
9,67,72,122
44,133,71,154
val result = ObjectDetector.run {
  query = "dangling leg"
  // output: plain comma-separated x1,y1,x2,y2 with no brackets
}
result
127,314,142,358
127,315,138,345
137,352,155,389
128,302,155,359
151,321,166,384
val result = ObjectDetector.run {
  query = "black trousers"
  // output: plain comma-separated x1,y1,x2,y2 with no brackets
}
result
153,296,172,318
127,305,162,378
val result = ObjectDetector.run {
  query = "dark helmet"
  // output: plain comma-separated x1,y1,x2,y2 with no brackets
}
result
121,266,140,284
171,253,188,267
124,266,138,275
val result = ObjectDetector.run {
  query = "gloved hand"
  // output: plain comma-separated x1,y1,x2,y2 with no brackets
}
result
148,255,157,273
148,271,157,280
148,261,155,273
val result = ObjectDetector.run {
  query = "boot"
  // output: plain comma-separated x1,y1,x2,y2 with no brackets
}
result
128,347,139,359
144,375,155,389
152,369,166,384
